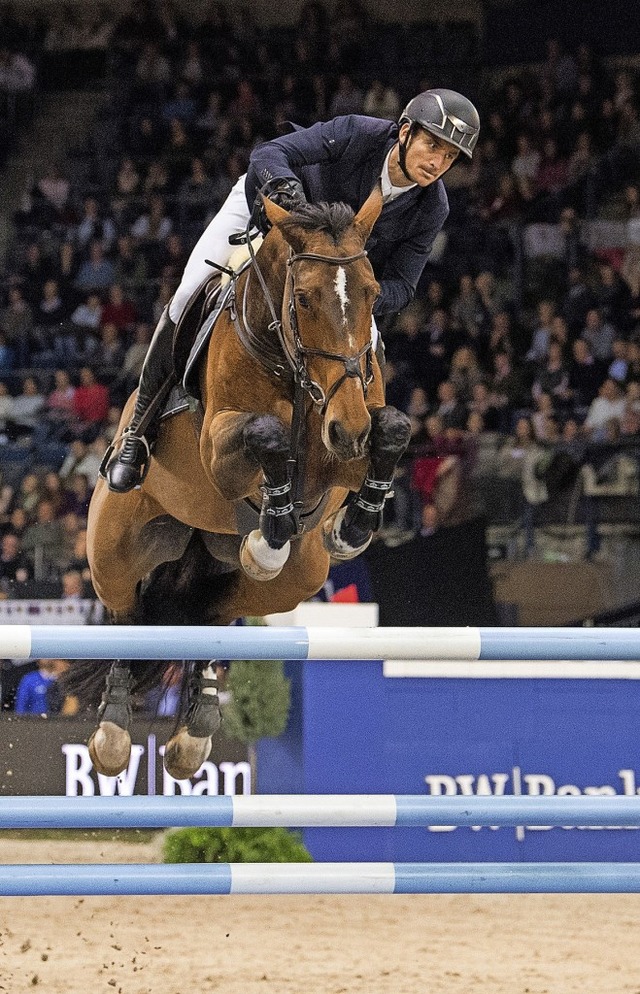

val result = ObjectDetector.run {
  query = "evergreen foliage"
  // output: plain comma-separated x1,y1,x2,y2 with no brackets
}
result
163,825,312,863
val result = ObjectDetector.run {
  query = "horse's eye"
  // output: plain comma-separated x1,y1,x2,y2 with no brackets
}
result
296,293,310,309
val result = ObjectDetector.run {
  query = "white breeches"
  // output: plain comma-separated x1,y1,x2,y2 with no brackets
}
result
169,175,251,322
169,173,379,347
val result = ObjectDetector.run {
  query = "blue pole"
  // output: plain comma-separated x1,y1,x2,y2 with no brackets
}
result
1,624,638,661
2,795,640,829
1,863,640,896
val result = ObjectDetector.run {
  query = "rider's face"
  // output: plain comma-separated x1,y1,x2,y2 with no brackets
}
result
400,123,460,184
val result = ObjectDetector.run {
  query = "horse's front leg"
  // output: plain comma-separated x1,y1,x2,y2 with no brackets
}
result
240,413,299,581
205,410,297,581
323,405,411,560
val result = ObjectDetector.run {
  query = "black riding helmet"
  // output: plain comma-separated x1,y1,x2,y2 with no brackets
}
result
399,88,480,161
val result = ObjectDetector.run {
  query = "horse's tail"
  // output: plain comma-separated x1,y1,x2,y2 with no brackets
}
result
63,532,239,707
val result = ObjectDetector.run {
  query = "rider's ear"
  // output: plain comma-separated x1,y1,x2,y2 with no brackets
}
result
263,195,290,228
354,183,383,242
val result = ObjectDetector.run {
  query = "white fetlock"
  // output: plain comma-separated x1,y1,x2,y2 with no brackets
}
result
322,508,372,561
239,530,291,581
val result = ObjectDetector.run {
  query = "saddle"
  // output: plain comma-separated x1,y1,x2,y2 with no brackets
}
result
160,241,261,423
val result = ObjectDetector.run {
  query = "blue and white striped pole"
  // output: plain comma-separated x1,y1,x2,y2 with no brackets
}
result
2,795,640,829
2,862,640,896
1,625,639,661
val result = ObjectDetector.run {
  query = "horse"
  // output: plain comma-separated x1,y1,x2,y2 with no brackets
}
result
80,186,412,782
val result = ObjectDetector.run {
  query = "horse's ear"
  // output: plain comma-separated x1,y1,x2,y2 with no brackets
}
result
354,182,383,242
262,194,291,230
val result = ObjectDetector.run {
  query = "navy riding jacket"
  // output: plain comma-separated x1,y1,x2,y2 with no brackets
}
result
246,115,449,316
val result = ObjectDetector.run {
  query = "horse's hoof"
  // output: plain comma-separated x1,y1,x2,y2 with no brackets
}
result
88,722,132,777
322,512,372,561
164,727,212,781
240,530,290,581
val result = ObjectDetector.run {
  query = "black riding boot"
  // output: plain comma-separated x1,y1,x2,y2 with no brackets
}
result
105,307,176,493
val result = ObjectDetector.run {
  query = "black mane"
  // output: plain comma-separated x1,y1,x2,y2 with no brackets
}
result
280,201,355,243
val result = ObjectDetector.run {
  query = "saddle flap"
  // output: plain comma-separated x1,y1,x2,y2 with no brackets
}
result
182,280,235,398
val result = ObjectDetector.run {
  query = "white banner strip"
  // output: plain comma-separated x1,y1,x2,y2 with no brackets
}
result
383,660,640,679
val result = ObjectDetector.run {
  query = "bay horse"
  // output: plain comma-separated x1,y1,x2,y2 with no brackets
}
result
82,186,411,781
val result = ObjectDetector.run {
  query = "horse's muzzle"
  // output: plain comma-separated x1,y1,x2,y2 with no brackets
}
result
326,419,371,461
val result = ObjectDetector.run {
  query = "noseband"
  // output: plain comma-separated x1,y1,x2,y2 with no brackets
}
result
285,249,373,412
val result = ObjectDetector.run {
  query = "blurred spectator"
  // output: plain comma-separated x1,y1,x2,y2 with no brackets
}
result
61,568,84,599
526,299,556,363
21,499,65,578
71,292,103,331
74,196,117,254
130,194,173,245
100,284,137,334
329,73,364,117
583,378,627,440
581,308,616,363
531,338,572,406
112,234,148,294
434,380,468,430
0,45,36,93
70,367,110,440
568,338,604,411
15,659,69,715
74,241,116,294
35,278,68,331
5,376,45,442
0,532,33,584
561,266,595,335
448,346,485,404
488,351,527,426
0,381,14,435
363,79,400,120
95,323,126,372
608,339,630,384
0,286,33,364
593,262,633,332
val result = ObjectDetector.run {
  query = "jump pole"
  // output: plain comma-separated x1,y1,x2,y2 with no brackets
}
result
2,862,640,896
2,794,640,829
0,625,639,661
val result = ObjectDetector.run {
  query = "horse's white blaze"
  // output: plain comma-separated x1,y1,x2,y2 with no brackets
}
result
334,266,349,326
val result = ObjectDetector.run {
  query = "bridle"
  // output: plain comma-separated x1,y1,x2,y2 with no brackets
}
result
283,250,373,412
238,237,373,413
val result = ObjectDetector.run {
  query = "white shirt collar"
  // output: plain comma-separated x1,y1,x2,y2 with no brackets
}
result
381,147,417,203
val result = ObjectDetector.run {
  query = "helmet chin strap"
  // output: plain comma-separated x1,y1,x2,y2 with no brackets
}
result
397,123,417,183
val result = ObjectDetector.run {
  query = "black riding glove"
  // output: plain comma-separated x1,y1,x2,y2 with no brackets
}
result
254,179,306,235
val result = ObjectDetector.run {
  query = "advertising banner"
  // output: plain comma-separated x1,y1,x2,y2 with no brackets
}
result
0,717,249,797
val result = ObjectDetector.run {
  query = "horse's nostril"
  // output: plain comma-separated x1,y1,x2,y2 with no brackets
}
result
328,420,344,449
358,425,370,451
328,420,370,456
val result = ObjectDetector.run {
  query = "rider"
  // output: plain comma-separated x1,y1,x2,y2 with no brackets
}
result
105,88,480,492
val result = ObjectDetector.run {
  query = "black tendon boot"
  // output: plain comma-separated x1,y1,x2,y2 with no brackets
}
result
105,308,176,493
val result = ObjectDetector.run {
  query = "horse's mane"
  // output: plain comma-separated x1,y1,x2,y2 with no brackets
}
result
280,201,356,244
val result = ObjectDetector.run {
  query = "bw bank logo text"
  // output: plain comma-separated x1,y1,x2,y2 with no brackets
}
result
424,767,640,840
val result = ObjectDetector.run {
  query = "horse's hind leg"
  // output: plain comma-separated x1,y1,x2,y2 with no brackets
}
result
88,658,134,778
323,405,411,559
163,661,222,781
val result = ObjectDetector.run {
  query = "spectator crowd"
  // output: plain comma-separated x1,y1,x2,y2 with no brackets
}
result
0,0,639,583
